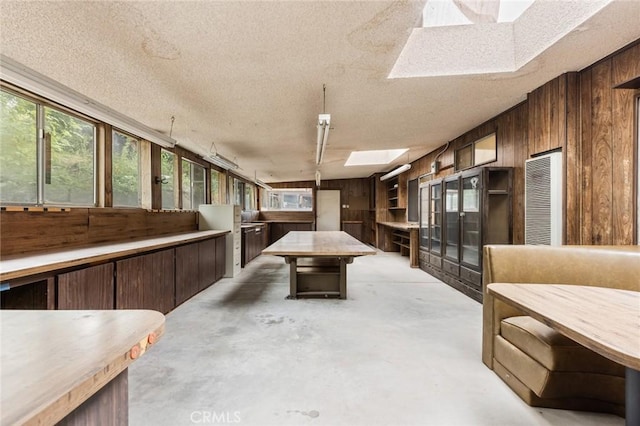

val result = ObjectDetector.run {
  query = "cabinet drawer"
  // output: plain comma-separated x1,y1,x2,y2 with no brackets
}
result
442,259,459,276
460,266,481,287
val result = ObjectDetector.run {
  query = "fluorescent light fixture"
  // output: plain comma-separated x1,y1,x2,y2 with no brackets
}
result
0,55,176,148
315,170,321,188
255,179,273,191
316,113,331,165
380,164,411,181
345,149,408,166
206,153,239,170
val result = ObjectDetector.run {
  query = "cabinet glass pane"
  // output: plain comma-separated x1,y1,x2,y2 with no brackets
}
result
461,175,481,267
420,186,429,249
444,179,458,260
430,183,441,254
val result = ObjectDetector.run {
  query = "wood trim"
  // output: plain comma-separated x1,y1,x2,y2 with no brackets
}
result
104,124,113,208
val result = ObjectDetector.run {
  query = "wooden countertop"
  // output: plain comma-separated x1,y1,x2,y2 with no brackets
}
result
262,231,376,257
488,284,640,370
377,221,419,230
0,309,165,425
253,220,314,224
0,230,229,282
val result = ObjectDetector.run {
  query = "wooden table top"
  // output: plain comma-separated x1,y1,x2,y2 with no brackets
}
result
488,284,640,370
262,231,377,257
0,309,165,425
377,221,419,230
0,230,229,282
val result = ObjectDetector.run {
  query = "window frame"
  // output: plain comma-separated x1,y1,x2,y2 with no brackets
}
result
0,86,98,207
111,128,142,208
454,132,497,172
260,187,313,212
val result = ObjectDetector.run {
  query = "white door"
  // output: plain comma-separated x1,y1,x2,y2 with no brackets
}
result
316,190,341,231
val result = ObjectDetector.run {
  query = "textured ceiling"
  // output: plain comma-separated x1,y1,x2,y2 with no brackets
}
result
1,1,639,183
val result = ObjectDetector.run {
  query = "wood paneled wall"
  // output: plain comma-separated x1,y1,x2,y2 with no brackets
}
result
0,209,197,256
407,39,639,246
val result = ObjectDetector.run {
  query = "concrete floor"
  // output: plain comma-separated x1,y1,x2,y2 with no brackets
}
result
129,250,623,426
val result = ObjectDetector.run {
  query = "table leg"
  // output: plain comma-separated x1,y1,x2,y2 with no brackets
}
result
627,367,640,426
285,257,297,299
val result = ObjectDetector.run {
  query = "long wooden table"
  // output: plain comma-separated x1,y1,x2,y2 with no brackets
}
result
262,231,376,299
1,310,165,425
487,284,640,425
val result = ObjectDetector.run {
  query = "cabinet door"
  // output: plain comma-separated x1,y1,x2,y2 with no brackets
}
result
176,243,199,305
461,174,482,269
444,178,460,262
419,185,430,250
58,264,114,309
429,182,442,255
117,249,174,313
149,249,175,313
199,238,216,291
215,236,226,281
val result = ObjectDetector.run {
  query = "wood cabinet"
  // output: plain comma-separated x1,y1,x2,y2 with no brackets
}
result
58,264,114,309
215,236,226,281
342,221,363,242
198,238,217,291
175,236,225,305
116,249,175,314
0,277,55,310
268,222,314,245
175,243,199,306
242,224,267,266
419,167,513,301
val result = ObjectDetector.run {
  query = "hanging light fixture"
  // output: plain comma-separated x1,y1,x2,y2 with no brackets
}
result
206,142,239,170
316,84,330,166
380,164,411,181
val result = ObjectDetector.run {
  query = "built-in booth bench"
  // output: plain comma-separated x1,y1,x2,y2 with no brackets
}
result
482,244,640,418
0,230,229,313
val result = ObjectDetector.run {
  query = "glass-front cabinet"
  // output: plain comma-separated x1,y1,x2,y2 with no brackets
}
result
429,182,442,255
461,174,481,268
418,167,513,302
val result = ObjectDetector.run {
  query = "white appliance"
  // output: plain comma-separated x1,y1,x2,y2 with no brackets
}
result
198,204,241,277
525,151,563,245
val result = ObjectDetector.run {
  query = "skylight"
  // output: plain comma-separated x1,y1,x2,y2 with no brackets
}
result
345,149,408,166
422,0,535,28
390,0,612,78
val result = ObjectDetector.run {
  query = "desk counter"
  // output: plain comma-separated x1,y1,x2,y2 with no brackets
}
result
1,309,165,425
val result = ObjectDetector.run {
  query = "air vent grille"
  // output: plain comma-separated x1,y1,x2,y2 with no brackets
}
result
525,152,562,245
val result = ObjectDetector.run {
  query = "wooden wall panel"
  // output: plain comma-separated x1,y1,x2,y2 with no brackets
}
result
565,72,581,244
612,53,637,244
0,208,197,257
580,68,594,243
612,42,640,86
590,59,614,245
0,209,89,256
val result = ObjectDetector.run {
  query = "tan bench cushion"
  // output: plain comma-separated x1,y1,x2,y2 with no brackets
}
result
500,316,625,375
494,335,624,401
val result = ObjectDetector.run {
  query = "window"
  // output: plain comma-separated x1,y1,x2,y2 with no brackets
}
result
210,168,225,205
182,159,205,210
112,130,141,207
455,133,497,171
244,183,256,210
161,149,176,209
0,90,37,203
0,89,95,206
260,188,313,211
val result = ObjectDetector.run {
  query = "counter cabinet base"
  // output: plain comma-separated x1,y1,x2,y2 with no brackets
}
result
58,370,128,426
284,257,353,299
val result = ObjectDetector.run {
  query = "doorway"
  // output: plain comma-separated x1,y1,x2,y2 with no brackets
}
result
316,190,341,231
